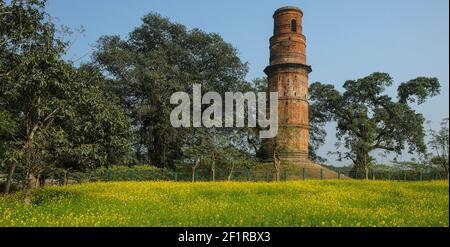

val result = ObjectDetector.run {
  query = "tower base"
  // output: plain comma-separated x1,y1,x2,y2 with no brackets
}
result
262,157,348,180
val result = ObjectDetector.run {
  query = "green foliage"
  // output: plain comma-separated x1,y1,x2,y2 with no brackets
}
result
0,0,132,194
393,161,428,172
109,165,161,172
93,13,250,169
0,109,18,162
0,109,17,138
398,77,441,104
309,83,338,163
91,165,171,182
428,118,449,176
53,65,132,171
310,72,441,179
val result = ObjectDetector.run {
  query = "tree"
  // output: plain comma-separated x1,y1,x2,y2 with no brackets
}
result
310,72,440,179
223,145,255,181
1,54,131,199
46,65,132,185
270,137,286,182
428,118,449,178
93,13,249,169
0,0,75,197
0,0,132,202
206,130,232,182
183,128,208,182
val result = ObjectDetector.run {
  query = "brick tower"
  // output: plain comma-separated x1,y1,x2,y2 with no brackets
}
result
264,6,312,162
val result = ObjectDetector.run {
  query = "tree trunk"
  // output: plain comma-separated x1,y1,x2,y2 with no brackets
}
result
162,144,167,171
191,159,200,183
273,152,281,182
442,160,449,180
63,171,69,186
24,187,32,206
351,147,370,179
24,173,35,206
274,161,281,182
39,175,46,187
211,153,216,182
10,113,37,195
227,162,235,182
35,174,40,188
4,163,16,194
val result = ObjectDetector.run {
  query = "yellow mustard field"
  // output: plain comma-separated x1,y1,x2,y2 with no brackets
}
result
0,180,448,227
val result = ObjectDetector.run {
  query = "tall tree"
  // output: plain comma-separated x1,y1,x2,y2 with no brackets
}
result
93,13,249,168
310,72,440,179
0,0,74,196
182,128,208,182
0,0,132,201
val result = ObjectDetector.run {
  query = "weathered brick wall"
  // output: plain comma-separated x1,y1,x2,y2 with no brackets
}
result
264,6,311,160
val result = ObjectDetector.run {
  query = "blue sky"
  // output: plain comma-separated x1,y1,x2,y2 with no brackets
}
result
46,0,449,166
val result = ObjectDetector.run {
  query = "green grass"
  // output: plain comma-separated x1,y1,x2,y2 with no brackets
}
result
0,180,448,227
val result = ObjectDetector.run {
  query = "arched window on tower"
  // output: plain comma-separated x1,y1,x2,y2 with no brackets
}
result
291,19,297,32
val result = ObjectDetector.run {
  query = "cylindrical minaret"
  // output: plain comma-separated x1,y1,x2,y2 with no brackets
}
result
264,6,312,161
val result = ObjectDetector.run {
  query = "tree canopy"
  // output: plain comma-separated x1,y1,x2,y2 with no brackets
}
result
93,13,250,169
0,0,132,201
310,72,440,179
